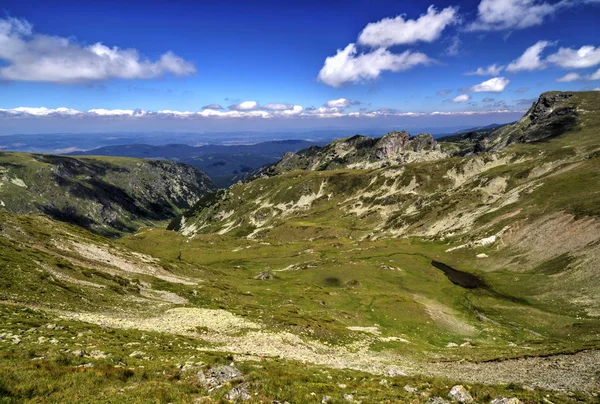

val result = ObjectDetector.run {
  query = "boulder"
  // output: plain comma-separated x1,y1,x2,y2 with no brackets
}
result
448,385,474,403
198,364,243,389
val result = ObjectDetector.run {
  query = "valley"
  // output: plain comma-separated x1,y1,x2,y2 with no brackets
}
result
0,91,599,403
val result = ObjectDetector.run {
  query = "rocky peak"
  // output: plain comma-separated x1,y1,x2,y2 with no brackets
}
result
477,91,579,152
374,131,410,159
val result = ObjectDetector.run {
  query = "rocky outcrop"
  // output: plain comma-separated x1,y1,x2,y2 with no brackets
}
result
478,92,578,152
248,131,445,179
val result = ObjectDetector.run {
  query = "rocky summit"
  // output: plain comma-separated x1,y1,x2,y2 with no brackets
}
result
0,91,599,403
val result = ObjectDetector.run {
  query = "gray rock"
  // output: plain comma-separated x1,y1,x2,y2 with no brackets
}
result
404,384,417,393
428,398,450,404
321,396,332,403
343,393,354,402
491,399,522,404
225,386,250,401
254,271,274,280
71,349,86,357
448,385,473,402
198,364,243,388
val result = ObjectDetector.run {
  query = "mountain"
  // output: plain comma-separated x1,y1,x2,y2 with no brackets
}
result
0,152,214,236
247,132,448,180
66,139,321,187
1,91,599,403
172,90,600,316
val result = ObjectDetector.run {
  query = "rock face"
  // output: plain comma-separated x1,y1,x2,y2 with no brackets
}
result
249,131,445,179
478,92,578,152
0,152,215,236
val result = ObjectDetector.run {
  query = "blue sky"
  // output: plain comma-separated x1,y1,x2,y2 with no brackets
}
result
0,0,599,135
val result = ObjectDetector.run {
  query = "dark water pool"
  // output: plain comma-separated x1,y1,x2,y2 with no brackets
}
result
431,261,485,289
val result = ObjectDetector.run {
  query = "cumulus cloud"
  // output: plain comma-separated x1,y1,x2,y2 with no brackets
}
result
437,89,453,96
470,77,510,92
317,44,432,87
0,17,196,83
466,64,504,76
506,41,552,72
468,0,568,31
202,104,223,110
358,6,459,48
546,46,600,69
590,69,600,80
451,94,471,103
228,101,259,111
556,72,583,82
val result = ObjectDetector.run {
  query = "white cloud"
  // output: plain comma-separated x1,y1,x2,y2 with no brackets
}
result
5,107,80,116
262,103,294,111
466,64,504,76
0,105,525,120
437,89,453,96
317,43,432,87
325,98,352,108
506,41,552,72
468,0,568,31
0,17,196,83
546,46,600,69
273,105,304,116
590,69,600,80
556,72,583,82
594,87,600,91
470,77,510,92
358,5,459,48
451,94,471,103
88,109,144,116
229,101,259,111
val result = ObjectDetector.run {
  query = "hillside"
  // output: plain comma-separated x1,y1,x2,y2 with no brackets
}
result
0,152,215,236
172,91,600,326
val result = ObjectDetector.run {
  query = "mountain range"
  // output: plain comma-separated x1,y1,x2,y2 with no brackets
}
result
0,91,599,403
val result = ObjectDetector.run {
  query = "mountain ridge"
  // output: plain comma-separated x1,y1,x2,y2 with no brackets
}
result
0,152,215,236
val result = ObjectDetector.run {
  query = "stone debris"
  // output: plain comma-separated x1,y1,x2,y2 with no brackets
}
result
404,384,417,393
428,398,450,404
491,399,522,404
198,364,243,389
225,385,250,401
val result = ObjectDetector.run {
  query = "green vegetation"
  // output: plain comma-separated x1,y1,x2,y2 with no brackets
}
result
1,91,599,401
0,152,214,236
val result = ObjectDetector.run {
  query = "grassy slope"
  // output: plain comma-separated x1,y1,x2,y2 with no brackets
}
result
0,213,596,402
0,152,214,236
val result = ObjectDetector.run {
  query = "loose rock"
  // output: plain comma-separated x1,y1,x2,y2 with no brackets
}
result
448,385,473,402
